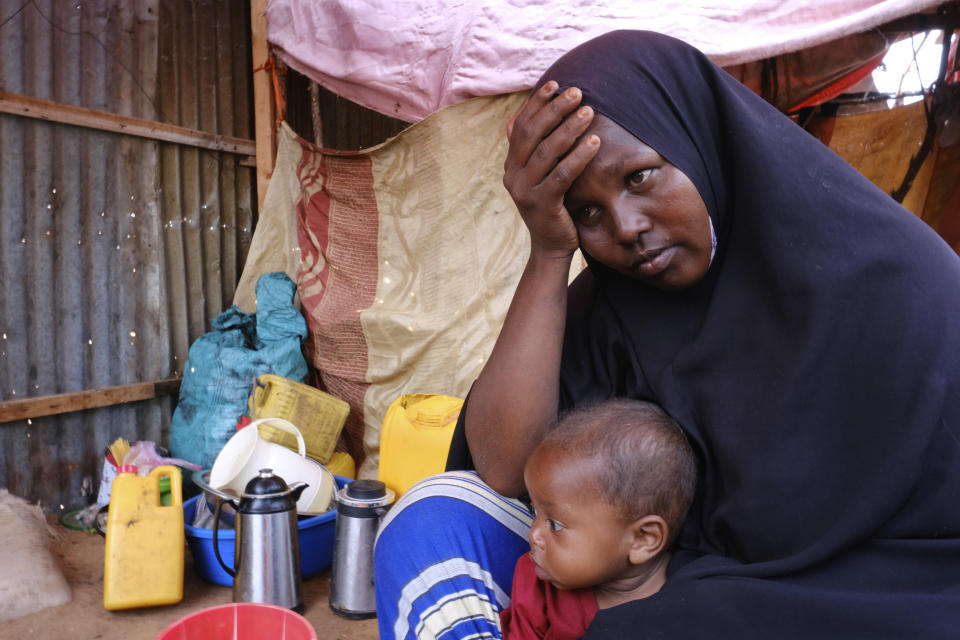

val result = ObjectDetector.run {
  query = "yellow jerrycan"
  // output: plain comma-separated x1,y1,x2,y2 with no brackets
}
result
378,394,463,497
103,464,184,610
249,373,350,465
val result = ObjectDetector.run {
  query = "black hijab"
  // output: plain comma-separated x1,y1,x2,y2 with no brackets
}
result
539,30,960,637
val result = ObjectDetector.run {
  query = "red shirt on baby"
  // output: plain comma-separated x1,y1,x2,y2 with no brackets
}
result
500,554,599,640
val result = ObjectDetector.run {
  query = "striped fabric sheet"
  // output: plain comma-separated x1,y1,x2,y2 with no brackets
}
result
236,93,539,473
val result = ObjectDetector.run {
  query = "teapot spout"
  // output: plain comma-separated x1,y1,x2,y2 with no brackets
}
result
289,481,309,502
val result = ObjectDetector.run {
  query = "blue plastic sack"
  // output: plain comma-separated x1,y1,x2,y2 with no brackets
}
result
169,272,309,468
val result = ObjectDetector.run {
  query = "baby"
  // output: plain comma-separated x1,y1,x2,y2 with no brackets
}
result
500,398,697,640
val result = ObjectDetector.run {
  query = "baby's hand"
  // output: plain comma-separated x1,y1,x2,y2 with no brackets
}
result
503,81,599,259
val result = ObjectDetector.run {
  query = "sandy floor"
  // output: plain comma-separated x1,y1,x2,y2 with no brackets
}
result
0,515,380,639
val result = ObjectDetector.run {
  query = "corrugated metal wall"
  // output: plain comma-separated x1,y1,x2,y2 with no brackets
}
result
0,0,255,511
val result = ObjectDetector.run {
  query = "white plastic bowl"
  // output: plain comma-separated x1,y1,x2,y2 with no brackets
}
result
208,418,336,515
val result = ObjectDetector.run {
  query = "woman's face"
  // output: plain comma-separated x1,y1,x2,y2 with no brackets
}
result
564,115,713,291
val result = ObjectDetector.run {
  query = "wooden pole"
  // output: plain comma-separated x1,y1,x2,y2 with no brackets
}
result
0,378,181,424
250,0,277,212
0,90,256,159
310,81,324,146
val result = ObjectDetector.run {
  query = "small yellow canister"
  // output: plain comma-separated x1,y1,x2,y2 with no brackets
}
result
103,464,184,610
378,394,463,497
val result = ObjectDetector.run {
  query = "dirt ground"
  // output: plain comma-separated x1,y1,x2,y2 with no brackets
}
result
0,514,380,640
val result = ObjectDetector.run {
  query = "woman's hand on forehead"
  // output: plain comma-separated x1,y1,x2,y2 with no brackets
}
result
503,81,601,260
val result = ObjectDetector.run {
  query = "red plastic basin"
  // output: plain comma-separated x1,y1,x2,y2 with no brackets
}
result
156,602,317,640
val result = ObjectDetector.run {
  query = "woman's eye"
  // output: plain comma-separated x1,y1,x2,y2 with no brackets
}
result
572,205,602,225
627,168,653,187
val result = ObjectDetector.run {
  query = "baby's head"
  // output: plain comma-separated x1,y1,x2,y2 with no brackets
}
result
542,399,696,538
523,399,696,592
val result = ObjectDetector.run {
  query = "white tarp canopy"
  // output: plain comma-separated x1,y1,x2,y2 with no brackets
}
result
266,0,942,122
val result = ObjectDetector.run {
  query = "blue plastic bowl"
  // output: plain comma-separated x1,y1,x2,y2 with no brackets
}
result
184,475,350,587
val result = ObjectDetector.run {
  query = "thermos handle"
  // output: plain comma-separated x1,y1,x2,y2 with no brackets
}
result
212,498,237,578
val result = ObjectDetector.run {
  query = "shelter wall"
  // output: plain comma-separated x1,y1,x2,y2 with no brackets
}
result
0,0,255,511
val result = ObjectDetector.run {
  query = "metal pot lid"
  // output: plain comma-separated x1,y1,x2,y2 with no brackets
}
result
239,469,308,513
336,479,395,509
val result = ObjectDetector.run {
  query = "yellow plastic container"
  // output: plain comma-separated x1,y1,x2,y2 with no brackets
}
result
249,373,350,464
378,394,463,497
326,450,357,479
103,464,184,610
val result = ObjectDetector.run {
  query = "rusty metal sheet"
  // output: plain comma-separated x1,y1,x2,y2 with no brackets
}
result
0,0,255,511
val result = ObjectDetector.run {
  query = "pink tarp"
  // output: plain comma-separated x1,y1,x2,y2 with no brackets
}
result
266,0,940,122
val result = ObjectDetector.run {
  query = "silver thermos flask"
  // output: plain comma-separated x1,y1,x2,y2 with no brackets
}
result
329,479,395,618
212,468,308,612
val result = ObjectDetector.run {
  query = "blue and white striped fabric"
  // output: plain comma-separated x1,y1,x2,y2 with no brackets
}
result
375,471,533,640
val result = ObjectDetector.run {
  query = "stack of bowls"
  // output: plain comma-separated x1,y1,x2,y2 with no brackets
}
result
207,418,336,516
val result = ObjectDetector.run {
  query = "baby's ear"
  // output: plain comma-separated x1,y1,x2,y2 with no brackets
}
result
627,515,668,565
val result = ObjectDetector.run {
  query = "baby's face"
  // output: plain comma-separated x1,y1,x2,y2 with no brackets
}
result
523,446,635,591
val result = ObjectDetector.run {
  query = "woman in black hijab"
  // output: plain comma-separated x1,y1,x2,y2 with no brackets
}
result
375,30,960,638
